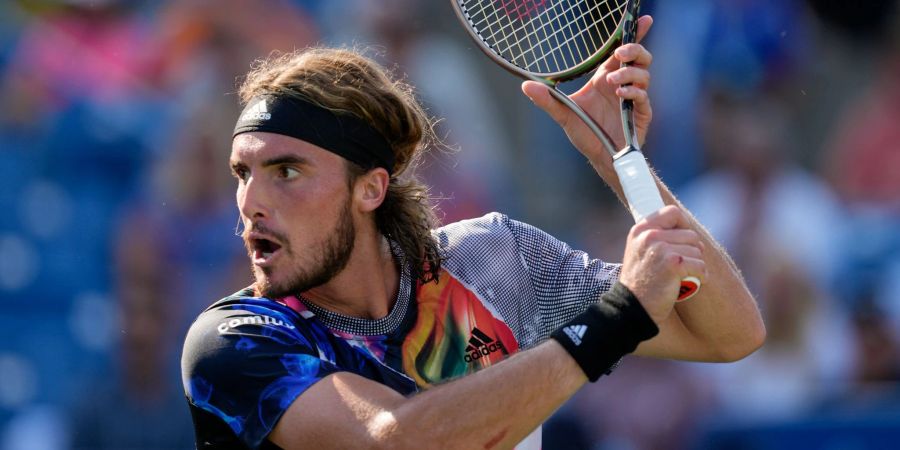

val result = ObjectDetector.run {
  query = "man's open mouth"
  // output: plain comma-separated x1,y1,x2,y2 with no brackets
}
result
250,237,283,265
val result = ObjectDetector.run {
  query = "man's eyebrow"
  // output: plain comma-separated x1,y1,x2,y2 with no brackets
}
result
261,155,312,167
230,155,311,171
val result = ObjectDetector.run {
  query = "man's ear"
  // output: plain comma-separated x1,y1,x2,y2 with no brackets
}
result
353,167,389,213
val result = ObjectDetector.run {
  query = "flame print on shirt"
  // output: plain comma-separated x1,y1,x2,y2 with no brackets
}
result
403,270,519,388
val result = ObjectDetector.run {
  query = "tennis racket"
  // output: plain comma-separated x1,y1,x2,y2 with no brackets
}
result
451,0,700,301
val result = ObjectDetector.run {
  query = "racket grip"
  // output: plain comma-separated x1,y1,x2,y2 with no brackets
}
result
613,151,702,302
613,150,664,222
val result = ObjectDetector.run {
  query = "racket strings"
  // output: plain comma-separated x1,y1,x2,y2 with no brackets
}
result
471,0,608,55
495,0,598,70
461,0,610,73
522,1,619,70
526,2,619,68
501,0,614,72
460,0,625,75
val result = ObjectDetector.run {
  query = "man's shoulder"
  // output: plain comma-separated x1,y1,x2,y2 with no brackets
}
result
432,212,515,250
432,211,560,260
183,289,313,361
202,286,262,312
429,212,536,283
197,287,299,321
434,212,509,235
181,291,346,450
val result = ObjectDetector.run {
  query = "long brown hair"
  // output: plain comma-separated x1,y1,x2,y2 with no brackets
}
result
238,47,443,282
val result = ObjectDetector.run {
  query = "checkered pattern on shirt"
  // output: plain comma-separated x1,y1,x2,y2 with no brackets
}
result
299,254,413,336
305,212,620,347
435,213,621,349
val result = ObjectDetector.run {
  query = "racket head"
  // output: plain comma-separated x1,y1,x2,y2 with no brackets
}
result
452,0,633,83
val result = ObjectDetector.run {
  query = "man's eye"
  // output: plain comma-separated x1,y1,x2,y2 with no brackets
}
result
232,167,249,181
279,166,300,180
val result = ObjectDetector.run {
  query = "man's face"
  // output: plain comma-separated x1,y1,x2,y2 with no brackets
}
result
230,132,357,298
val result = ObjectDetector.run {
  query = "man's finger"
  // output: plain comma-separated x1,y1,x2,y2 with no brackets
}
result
614,44,653,68
647,229,703,247
676,256,707,282
600,15,652,72
615,86,648,103
635,15,653,43
606,66,650,89
521,81,571,128
643,205,692,230
668,244,703,261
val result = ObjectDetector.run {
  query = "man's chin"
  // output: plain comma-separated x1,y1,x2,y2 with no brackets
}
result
254,277,290,299
252,269,285,298
253,269,313,299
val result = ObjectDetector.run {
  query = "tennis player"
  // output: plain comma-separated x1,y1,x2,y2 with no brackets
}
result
181,17,764,450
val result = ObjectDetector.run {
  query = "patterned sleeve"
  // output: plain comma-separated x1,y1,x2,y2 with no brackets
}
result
505,216,622,336
181,301,340,449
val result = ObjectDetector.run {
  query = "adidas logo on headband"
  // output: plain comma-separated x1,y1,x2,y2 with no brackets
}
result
240,98,272,122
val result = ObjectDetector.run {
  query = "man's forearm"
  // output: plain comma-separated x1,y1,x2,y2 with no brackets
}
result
274,282,662,450
386,340,586,449
275,339,589,450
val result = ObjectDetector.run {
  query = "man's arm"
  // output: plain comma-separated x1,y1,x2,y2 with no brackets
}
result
270,339,585,450
270,272,663,449
629,188,765,362
521,16,765,363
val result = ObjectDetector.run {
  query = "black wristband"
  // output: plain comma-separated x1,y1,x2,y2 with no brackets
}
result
551,282,660,382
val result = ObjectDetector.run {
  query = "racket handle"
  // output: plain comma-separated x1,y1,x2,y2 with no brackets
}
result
613,150,664,222
613,150,701,302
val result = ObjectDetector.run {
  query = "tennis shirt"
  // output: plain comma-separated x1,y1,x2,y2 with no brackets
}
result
181,212,621,449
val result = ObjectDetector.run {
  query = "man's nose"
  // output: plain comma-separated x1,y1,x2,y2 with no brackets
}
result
237,174,270,220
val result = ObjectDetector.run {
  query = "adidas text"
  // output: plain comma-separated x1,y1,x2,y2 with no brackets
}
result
244,111,271,121
240,100,271,122
464,341,504,363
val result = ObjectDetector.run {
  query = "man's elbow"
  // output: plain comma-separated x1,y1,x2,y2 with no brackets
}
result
366,411,403,450
366,411,423,450
717,315,766,363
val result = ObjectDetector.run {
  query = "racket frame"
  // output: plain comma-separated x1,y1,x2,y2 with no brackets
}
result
450,0,630,157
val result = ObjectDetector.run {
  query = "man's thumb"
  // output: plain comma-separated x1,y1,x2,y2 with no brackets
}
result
521,81,570,126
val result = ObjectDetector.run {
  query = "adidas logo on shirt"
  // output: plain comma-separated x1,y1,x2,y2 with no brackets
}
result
562,324,587,346
464,327,504,363
240,98,272,122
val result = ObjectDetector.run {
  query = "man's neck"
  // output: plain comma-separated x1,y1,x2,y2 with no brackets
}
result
301,233,400,321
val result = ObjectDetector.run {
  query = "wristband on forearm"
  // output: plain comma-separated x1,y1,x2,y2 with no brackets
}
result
551,282,660,382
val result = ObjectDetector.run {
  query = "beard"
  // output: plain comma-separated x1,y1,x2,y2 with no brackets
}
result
248,201,356,299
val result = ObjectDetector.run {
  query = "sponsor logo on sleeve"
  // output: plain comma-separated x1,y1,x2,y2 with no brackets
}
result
217,314,296,334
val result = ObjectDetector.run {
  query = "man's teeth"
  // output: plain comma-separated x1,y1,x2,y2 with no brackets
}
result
262,251,273,259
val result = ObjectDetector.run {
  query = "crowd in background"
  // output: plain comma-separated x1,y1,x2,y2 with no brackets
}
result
0,0,898,448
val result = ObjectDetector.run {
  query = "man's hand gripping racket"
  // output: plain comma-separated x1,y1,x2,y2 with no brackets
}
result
452,0,700,301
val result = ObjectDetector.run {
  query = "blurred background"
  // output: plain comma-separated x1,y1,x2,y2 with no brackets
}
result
0,0,898,448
